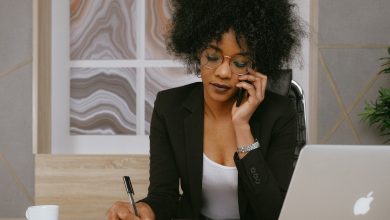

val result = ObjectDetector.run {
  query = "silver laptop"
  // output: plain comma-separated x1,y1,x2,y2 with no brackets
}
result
279,145,390,220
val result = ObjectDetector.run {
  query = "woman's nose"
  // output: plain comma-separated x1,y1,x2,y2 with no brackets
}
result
214,60,232,78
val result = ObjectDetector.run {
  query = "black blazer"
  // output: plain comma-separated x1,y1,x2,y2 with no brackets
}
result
139,82,297,220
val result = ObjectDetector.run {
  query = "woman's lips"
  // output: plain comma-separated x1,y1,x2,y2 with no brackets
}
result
210,83,231,92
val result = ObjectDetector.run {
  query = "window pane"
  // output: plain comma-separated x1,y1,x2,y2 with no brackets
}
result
70,0,136,60
145,0,173,59
70,68,137,135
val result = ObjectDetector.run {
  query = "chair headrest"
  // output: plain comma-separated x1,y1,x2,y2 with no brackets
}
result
266,69,292,96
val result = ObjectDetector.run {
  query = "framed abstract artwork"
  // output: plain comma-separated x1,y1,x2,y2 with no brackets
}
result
48,0,199,154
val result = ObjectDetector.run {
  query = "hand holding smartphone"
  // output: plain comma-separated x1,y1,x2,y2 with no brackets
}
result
236,80,251,107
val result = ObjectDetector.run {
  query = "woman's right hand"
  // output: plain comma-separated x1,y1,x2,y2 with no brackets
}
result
106,201,156,220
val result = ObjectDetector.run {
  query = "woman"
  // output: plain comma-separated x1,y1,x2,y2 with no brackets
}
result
107,0,303,219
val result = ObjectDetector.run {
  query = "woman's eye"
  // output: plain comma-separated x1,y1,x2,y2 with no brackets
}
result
233,61,248,68
206,55,220,62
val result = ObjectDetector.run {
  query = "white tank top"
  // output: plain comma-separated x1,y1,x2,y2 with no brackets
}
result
201,153,240,220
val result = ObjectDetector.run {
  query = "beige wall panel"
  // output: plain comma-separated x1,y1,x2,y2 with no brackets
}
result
1,0,34,217
0,219,25,220
35,155,149,220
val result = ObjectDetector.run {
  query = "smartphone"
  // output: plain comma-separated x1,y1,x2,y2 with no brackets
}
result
236,88,245,107
236,80,251,107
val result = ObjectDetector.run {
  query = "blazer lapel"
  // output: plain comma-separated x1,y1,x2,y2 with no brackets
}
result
183,84,204,217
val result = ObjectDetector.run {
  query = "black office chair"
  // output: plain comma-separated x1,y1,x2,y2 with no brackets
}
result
267,69,307,167
288,80,306,167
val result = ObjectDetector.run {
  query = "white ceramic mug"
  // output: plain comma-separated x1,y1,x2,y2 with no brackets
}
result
25,205,59,220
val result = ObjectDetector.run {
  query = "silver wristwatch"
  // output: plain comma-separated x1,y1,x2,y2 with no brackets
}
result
237,139,260,153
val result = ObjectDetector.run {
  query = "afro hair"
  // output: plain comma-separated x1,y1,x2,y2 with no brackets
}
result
166,0,305,79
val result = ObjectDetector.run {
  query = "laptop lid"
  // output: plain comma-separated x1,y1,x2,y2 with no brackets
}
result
279,145,390,220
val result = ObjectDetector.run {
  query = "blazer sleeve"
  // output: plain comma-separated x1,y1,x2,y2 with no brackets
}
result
234,99,297,220
138,93,180,219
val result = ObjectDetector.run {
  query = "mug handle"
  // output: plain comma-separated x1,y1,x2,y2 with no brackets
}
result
25,207,31,220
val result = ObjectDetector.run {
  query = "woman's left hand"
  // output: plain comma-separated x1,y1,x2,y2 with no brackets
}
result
232,68,267,125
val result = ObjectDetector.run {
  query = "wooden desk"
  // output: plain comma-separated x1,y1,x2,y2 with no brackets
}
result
35,154,149,220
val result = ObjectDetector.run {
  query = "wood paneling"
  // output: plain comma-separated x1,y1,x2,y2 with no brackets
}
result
33,0,51,153
35,155,149,220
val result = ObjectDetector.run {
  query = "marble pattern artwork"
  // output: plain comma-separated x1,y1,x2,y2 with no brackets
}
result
145,68,200,134
70,68,137,135
70,0,136,60
145,0,173,59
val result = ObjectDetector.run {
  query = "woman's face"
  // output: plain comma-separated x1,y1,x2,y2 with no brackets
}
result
199,29,252,105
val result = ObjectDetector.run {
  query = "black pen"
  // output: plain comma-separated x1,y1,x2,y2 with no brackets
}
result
123,176,139,217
